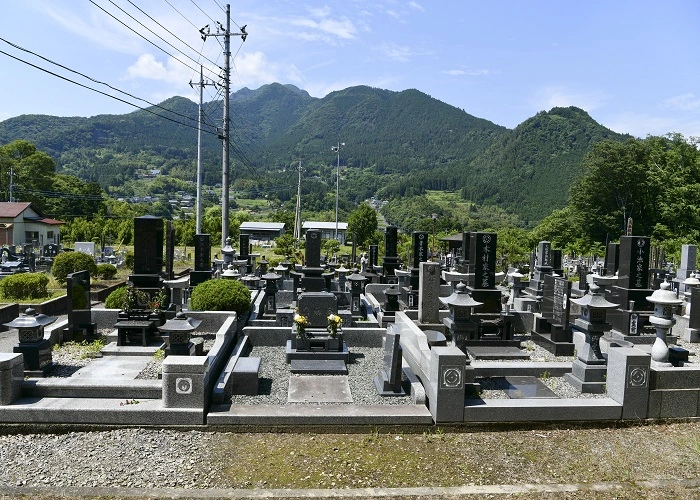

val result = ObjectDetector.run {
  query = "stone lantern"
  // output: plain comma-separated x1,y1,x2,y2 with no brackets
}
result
222,264,240,280
440,281,483,354
258,256,269,276
347,272,367,318
682,272,700,317
158,311,202,356
564,283,618,393
221,237,236,267
646,280,683,366
336,264,350,292
5,307,56,375
261,271,282,316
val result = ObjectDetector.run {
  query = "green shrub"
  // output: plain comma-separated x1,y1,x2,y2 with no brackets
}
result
51,252,98,284
95,263,118,280
104,285,127,309
0,272,50,300
190,279,251,315
124,252,134,270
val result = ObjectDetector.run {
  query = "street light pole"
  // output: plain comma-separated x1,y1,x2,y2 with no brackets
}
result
331,142,345,241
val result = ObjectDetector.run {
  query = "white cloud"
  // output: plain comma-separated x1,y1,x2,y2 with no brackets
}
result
379,42,433,62
532,85,607,112
125,54,192,85
662,93,700,112
409,2,425,12
232,51,304,88
604,112,700,139
442,69,491,77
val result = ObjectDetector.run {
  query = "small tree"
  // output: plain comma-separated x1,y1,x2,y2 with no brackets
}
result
347,202,378,248
51,251,98,284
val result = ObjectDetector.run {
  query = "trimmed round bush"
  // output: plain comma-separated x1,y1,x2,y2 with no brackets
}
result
189,279,251,315
104,285,127,309
95,263,118,280
51,251,98,284
0,272,50,300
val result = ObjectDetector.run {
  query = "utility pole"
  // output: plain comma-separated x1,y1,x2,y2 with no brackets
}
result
189,66,215,235
294,160,302,240
331,142,345,241
8,166,14,202
199,5,247,247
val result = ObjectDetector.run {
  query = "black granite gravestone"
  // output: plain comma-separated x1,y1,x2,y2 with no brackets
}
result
130,215,163,288
190,233,211,286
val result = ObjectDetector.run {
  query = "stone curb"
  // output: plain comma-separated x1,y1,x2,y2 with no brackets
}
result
0,477,698,498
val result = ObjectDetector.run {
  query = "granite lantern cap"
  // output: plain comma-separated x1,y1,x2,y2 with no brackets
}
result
262,271,282,282
4,307,57,330
683,272,700,288
440,281,483,309
273,263,287,274
384,285,401,298
591,273,618,287
571,283,618,310
158,311,202,334
221,237,235,255
647,280,683,325
336,265,350,275
5,307,57,343
348,272,367,290
222,264,240,279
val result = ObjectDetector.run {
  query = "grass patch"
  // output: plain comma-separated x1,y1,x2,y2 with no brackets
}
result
53,337,106,360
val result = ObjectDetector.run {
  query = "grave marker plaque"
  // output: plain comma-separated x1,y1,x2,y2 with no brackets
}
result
239,234,250,260
194,234,210,272
470,232,497,289
538,241,552,268
306,230,322,268
552,277,572,326
385,226,398,257
618,236,650,289
412,231,429,268
133,216,163,275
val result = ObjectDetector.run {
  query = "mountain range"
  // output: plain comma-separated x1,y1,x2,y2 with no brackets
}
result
0,83,628,224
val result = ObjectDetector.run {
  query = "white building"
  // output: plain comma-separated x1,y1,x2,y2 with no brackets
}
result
301,221,348,245
0,202,63,247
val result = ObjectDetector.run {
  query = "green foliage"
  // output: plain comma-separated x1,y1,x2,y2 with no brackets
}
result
104,285,127,309
50,252,98,284
70,284,87,309
274,233,297,258
322,238,340,258
95,263,118,280
125,252,134,270
569,134,700,245
189,279,251,315
347,203,378,248
0,273,50,300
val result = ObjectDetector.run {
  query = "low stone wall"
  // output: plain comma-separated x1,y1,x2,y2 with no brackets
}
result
0,303,19,332
21,295,67,316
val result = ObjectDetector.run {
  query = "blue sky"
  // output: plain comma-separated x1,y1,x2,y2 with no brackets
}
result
1,0,699,138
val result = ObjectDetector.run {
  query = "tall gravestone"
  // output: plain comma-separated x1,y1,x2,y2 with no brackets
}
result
382,226,400,282
525,241,552,303
676,244,697,293
369,245,378,270
532,274,574,355
62,270,96,341
165,220,176,281
300,230,325,292
604,243,620,277
607,236,655,340
467,232,500,312
190,233,211,286
239,234,251,274
404,231,428,308
418,261,441,325
130,215,163,289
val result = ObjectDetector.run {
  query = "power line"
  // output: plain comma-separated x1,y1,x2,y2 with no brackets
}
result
89,0,218,80
0,37,209,131
125,0,221,69
0,48,217,135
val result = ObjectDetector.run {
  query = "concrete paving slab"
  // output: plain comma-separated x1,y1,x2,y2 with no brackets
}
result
287,375,352,403
68,355,151,380
464,398,622,422
207,403,434,425
467,346,531,360
0,397,204,425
